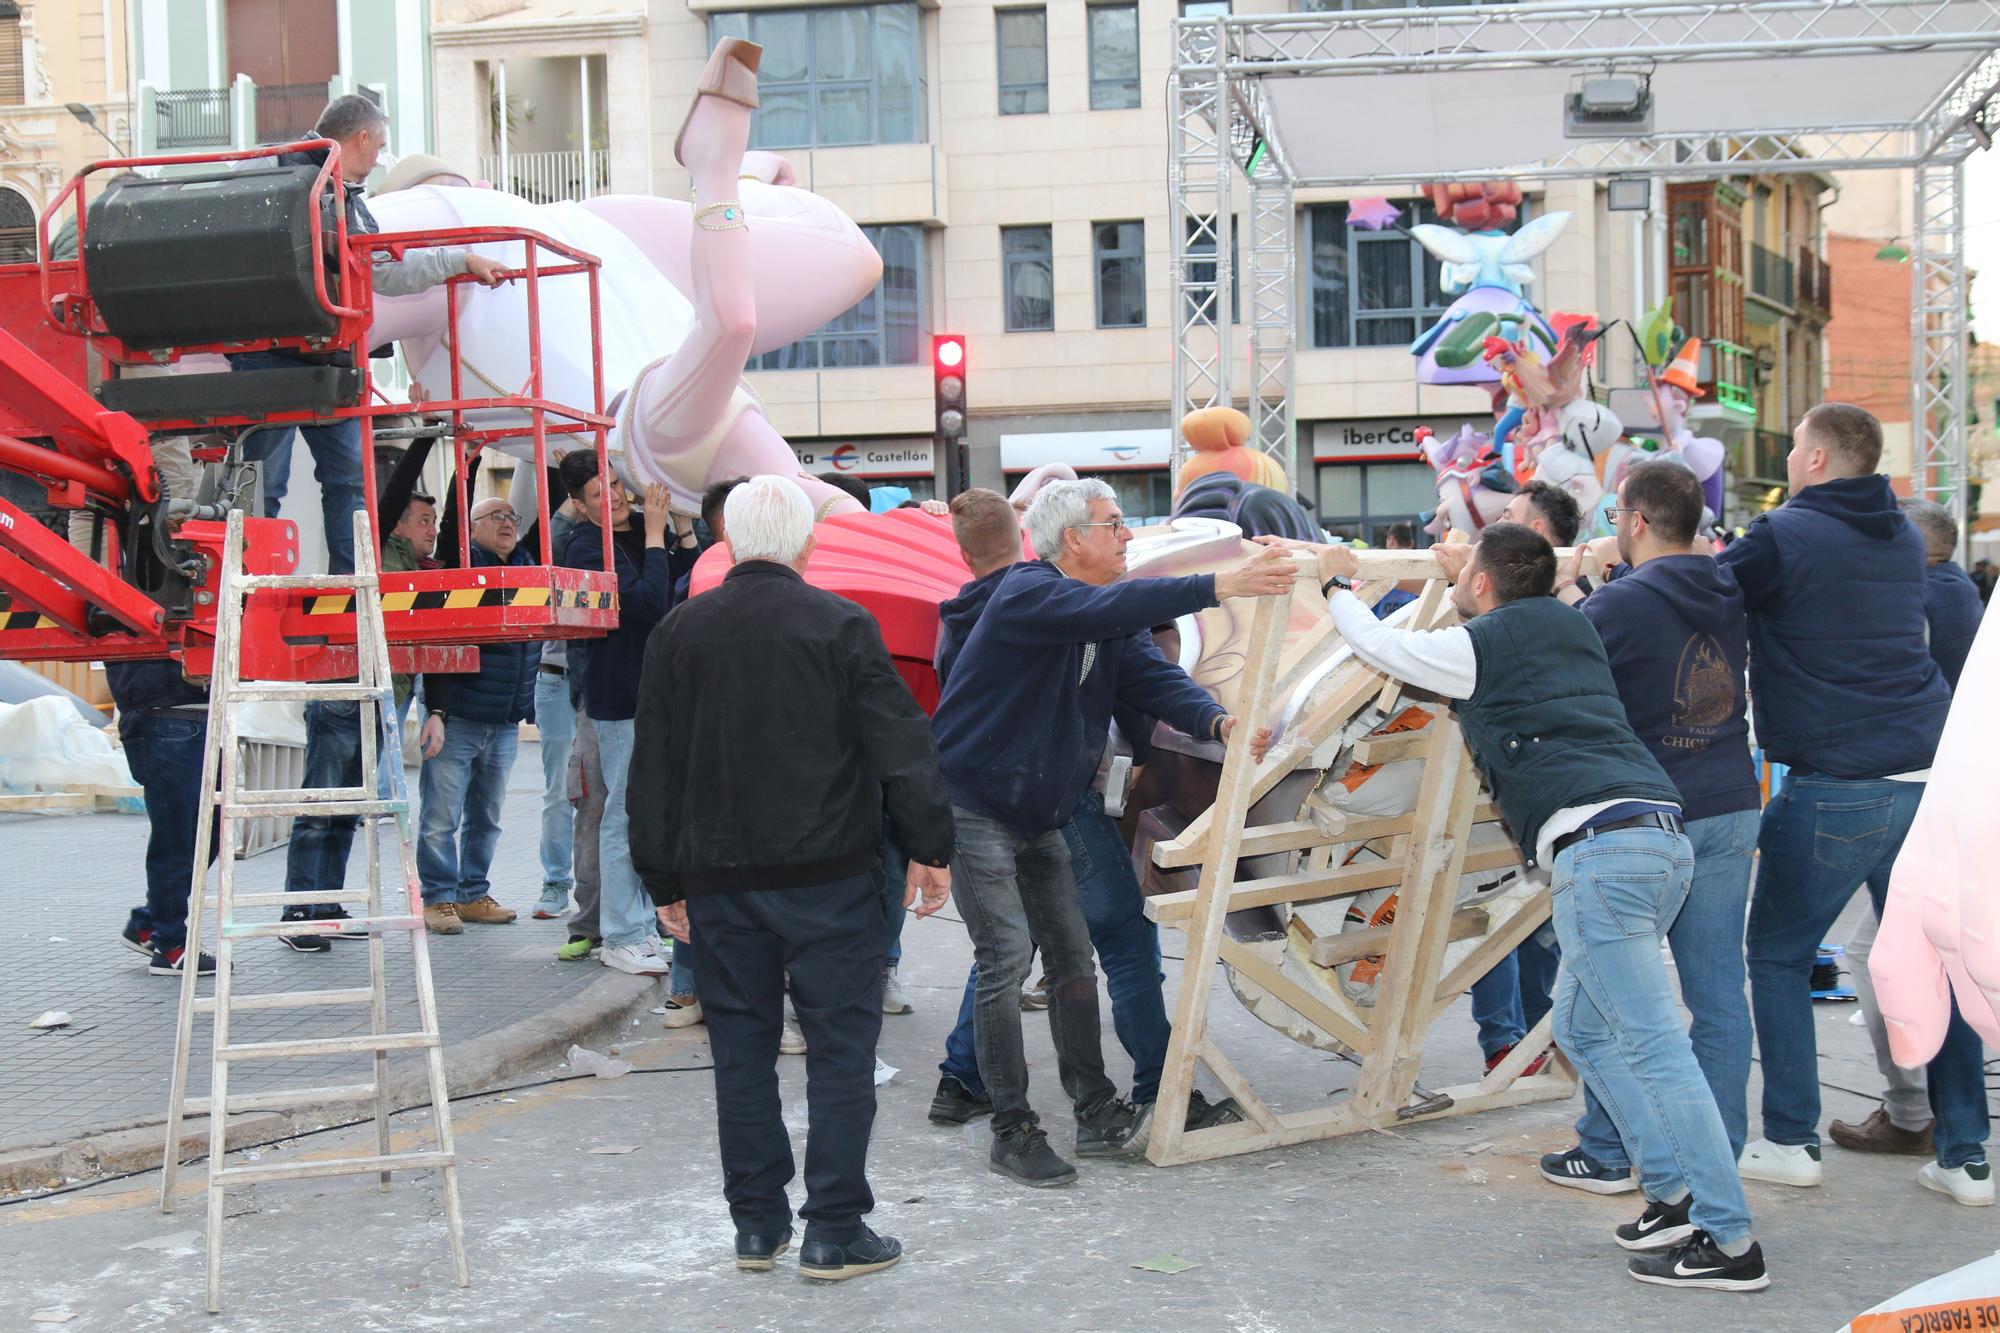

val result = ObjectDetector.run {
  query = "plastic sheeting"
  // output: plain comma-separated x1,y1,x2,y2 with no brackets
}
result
0,696,134,800
0,662,102,727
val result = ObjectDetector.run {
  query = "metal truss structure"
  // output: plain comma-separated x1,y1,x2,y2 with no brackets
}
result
1169,1,2000,551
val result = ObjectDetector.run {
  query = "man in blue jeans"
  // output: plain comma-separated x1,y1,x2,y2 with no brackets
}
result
229,94,506,575
931,480,1292,1188
1310,523,1767,1291
1531,460,1762,1193
109,661,219,977
1719,403,1990,1206
415,498,539,932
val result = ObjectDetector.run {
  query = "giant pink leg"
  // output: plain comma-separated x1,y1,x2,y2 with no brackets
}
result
579,187,880,355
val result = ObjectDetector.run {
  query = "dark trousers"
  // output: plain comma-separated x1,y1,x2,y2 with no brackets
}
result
686,871,885,1244
121,709,217,952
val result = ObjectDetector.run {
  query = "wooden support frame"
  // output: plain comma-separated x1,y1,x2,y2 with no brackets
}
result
1145,551,1577,1166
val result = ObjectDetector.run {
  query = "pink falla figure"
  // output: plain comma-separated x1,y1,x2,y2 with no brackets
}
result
365,38,875,520
1870,608,2000,1060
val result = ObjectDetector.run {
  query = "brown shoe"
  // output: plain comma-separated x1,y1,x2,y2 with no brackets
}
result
1829,1108,1934,1156
456,895,518,925
423,902,464,935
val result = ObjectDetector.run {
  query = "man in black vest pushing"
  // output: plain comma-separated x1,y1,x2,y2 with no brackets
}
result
1280,523,1767,1291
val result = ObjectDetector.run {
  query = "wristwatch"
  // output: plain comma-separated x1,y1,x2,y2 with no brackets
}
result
1320,574,1352,597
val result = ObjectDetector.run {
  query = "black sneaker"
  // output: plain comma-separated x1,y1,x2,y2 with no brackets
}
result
148,945,217,977
1615,1194,1696,1252
279,908,333,953
1185,1090,1247,1131
320,906,369,939
1075,1098,1154,1159
1540,1144,1638,1195
120,922,154,957
1627,1231,1770,1292
734,1225,793,1273
929,1075,994,1126
798,1227,902,1281
990,1123,1077,1188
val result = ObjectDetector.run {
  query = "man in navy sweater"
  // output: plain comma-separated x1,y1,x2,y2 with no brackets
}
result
930,478,1294,1186
414,497,540,933
1536,460,1761,1194
557,450,701,978
1718,403,1989,1206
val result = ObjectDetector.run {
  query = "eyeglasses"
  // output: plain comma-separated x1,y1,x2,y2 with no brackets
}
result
475,508,520,525
1071,518,1131,535
1605,507,1643,527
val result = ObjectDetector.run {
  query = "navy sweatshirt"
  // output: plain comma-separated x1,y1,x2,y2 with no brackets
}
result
1718,474,1948,777
1923,561,1986,691
559,520,698,723
1580,554,1759,823
424,542,542,726
931,561,1225,835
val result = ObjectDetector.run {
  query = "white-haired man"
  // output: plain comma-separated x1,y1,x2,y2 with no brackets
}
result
929,478,1295,1187
629,476,955,1281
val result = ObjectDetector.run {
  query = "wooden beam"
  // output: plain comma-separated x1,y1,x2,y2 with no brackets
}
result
1216,935,1373,1054
1146,590,1293,1166
1431,883,1553,1018
1309,905,1489,969
1351,730,1430,765
1145,843,1522,923
1198,1037,1283,1135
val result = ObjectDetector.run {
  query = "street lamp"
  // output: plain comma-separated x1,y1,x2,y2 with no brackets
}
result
65,103,124,156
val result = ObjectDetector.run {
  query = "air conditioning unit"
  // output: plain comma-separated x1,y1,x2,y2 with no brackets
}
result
1565,73,1653,139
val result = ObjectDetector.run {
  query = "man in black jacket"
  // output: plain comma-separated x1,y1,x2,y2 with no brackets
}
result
631,476,953,1281
414,497,539,934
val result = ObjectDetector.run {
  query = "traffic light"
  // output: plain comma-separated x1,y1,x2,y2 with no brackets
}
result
933,333,968,494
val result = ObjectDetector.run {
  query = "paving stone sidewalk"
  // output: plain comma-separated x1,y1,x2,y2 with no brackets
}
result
0,741,630,1153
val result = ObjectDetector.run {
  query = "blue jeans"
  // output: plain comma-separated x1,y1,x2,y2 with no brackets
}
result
941,794,1172,1104
1550,824,1752,1247
591,717,657,949
121,709,215,952
284,701,369,904
534,670,575,890
416,718,519,905
1469,920,1560,1060
1577,807,1758,1169
1748,774,1989,1168
230,349,364,576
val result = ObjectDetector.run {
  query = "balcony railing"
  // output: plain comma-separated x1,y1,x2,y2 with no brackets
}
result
1749,242,1796,309
476,150,610,205
1702,338,1756,416
155,87,231,150
256,81,334,145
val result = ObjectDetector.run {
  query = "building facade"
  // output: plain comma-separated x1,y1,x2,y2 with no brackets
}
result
0,2,134,261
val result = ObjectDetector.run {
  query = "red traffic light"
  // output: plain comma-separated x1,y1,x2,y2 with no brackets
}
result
933,333,966,373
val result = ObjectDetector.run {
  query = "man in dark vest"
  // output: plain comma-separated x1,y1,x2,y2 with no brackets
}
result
1304,523,1767,1291
1718,403,1990,1207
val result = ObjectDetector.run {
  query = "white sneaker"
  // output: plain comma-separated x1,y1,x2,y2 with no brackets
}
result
601,942,671,976
1738,1138,1822,1187
882,967,914,1015
780,1014,807,1056
1920,1160,1995,1207
660,997,705,1029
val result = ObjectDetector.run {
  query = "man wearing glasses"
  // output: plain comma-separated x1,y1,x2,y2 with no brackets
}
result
413,496,542,934
929,478,1295,1187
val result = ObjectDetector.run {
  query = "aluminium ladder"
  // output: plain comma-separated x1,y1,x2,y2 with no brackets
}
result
158,509,469,1313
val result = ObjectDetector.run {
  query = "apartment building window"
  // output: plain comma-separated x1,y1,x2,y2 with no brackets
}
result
0,189,33,264
1002,226,1055,332
997,8,1049,115
1181,0,1231,15
0,3,21,106
1307,198,1522,348
709,4,924,148
1186,215,1240,323
1299,0,1481,9
1094,221,1147,328
1089,4,1140,110
752,224,925,369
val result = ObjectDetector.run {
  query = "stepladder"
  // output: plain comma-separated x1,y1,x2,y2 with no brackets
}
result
159,509,470,1313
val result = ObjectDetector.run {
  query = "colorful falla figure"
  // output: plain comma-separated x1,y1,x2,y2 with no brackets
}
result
1407,212,1570,387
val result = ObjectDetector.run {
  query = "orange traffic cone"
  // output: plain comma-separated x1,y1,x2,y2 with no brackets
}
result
1661,338,1704,396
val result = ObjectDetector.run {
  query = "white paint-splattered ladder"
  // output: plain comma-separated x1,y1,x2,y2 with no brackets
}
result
158,509,469,1314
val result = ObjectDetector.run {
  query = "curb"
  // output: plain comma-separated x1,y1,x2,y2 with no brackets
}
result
0,969,663,1199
